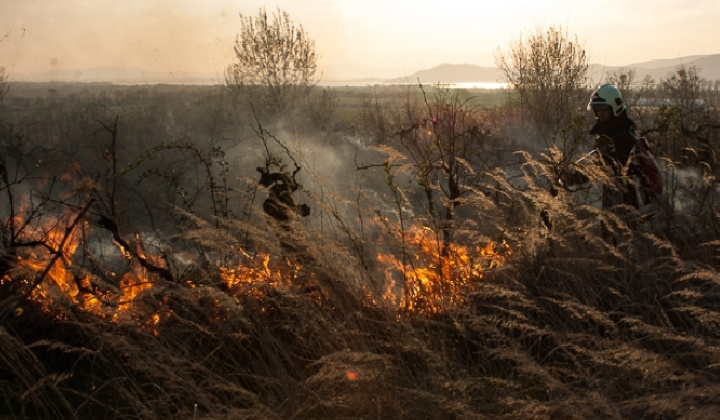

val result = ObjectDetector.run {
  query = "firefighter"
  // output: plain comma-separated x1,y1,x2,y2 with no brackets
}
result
257,165,310,223
587,84,640,210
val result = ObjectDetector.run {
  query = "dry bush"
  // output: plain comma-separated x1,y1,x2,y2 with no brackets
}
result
2,85,720,420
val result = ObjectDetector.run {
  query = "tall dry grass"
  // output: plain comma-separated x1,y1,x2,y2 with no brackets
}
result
2,87,720,419
3,154,719,419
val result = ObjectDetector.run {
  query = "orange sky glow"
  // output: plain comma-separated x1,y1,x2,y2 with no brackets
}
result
1,0,718,82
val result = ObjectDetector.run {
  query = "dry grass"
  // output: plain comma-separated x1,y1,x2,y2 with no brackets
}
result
2,87,720,419
3,175,720,420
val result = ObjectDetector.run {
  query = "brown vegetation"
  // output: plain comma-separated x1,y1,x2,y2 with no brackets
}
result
0,75,719,420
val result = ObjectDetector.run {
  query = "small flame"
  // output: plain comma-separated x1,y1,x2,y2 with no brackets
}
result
220,250,302,301
378,225,511,316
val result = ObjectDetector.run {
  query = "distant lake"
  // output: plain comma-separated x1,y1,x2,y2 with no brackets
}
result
323,81,508,89
443,82,508,90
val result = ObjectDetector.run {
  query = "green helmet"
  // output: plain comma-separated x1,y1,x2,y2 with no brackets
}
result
587,84,626,117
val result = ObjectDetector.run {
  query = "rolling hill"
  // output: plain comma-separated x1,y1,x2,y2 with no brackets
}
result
396,54,720,85
9,54,720,85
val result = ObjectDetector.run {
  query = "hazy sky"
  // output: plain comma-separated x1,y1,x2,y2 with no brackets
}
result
1,0,718,81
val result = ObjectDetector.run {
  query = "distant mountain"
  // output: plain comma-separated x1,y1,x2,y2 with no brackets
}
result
626,55,710,70
9,54,720,85
589,54,720,83
640,54,720,81
381,55,720,85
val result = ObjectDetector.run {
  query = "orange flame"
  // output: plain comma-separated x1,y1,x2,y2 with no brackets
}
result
6,207,168,333
220,250,302,301
6,204,511,328
378,225,511,316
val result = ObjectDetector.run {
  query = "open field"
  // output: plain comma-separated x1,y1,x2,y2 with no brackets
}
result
1,81,720,419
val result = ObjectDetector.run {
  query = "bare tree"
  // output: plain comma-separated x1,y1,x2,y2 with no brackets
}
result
226,7,318,119
662,65,706,117
359,83,496,253
0,66,8,103
655,65,720,166
0,32,9,103
607,68,636,92
495,25,589,143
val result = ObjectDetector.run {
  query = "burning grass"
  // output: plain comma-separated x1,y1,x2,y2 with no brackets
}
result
2,197,720,419
2,201,513,326
2,102,720,418
378,225,512,316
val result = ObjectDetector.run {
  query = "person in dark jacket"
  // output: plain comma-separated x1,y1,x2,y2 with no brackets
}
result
587,84,640,210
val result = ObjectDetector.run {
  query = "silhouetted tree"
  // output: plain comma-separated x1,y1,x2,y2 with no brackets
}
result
607,68,636,93
495,25,589,143
226,7,318,120
0,66,8,103
0,34,8,103
662,65,707,117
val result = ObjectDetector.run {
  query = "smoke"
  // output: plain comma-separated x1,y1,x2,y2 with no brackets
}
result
228,116,418,242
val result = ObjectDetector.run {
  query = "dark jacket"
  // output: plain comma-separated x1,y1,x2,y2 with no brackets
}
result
589,110,637,176
589,110,639,209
